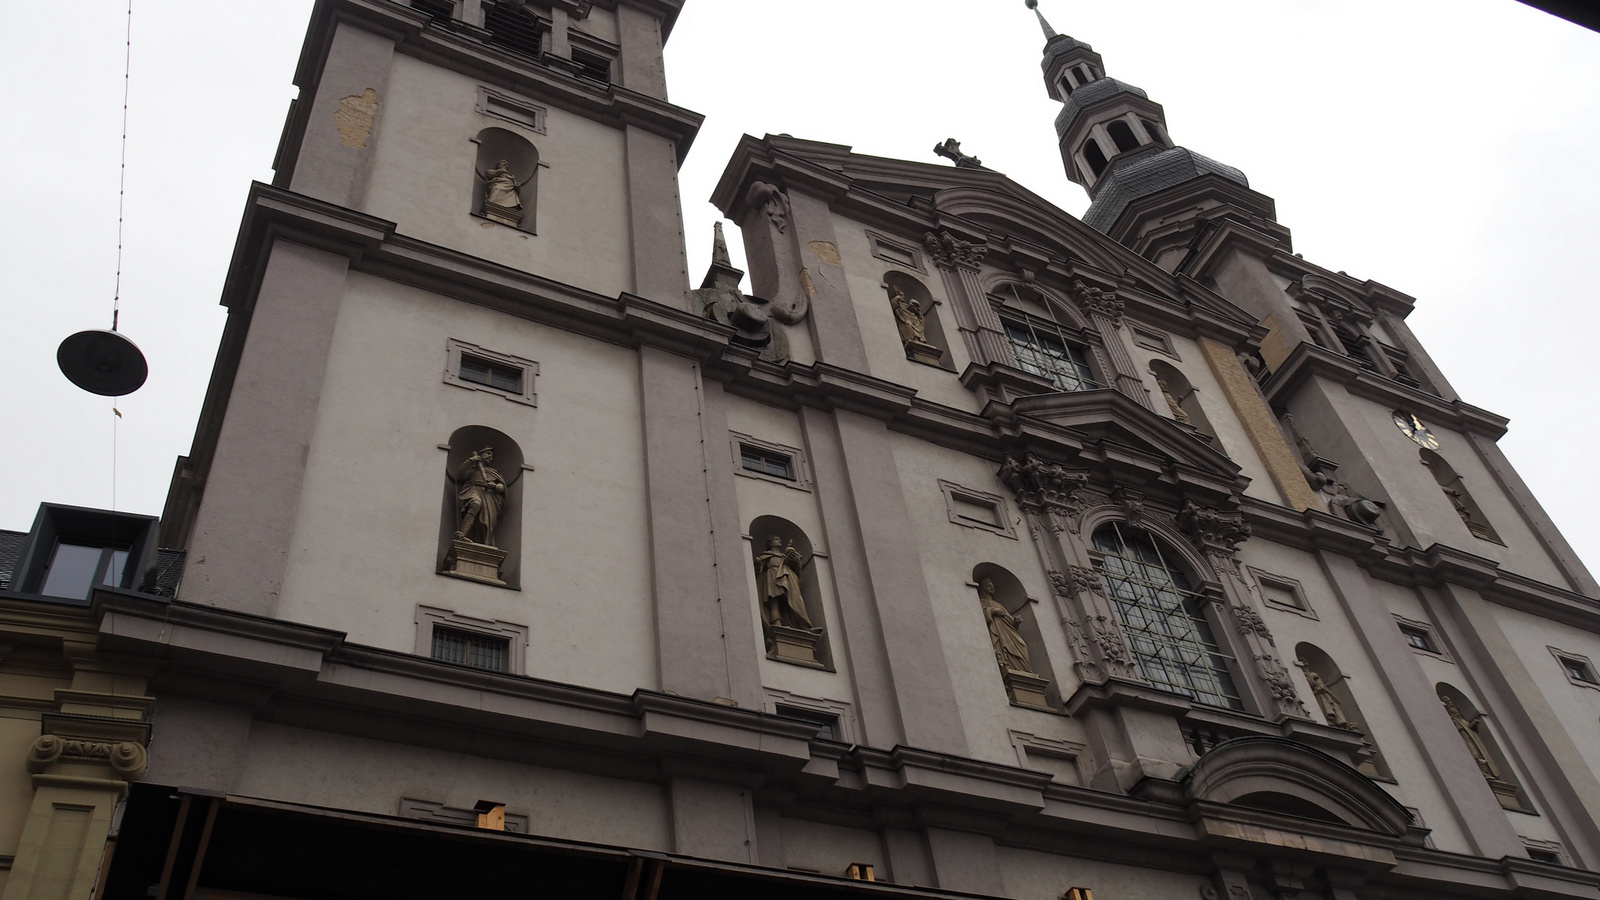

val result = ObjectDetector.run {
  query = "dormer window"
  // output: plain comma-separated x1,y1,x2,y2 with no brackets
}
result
40,541,130,600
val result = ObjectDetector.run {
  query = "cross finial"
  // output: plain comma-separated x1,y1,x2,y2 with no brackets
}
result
1025,0,1057,39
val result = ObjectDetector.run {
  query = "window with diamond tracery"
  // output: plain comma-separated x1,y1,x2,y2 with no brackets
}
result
1092,522,1242,710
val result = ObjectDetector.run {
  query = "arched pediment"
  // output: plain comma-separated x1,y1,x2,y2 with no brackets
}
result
1184,736,1410,837
934,185,1159,280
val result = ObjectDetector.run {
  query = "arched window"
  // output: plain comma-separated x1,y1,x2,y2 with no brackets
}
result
750,515,832,669
990,283,1101,393
438,425,525,589
1437,684,1529,811
973,563,1060,710
1149,360,1215,440
1083,139,1109,177
1092,522,1242,710
1420,450,1500,542
1295,643,1393,780
883,271,951,369
1073,65,1091,85
1107,120,1140,154
472,127,540,233
1140,117,1167,146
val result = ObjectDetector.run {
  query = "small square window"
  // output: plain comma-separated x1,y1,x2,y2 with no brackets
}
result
1400,624,1436,653
740,445,794,481
775,705,840,741
767,691,852,743
445,339,538,406
1550,648,1600,689
1524,840,1565,865
572,50,611,83
432,626,510,672
1250,569,1315,619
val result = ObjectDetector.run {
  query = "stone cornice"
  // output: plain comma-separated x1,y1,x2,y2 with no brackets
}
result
1264,343,1510,440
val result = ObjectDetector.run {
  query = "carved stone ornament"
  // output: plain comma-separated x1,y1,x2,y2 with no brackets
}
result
745,180,790,234
1093,615,1135,671
999,453,1090,512
1256,654,1310,717
1232,604,1275,646
1303,669,1361,732
923,230,987,271
478,158,528,226
1072,278,1125,323
1178,498,1251,553
28,733,148,779
932,137,984,169
1111,485,1146,529
695,222,791,362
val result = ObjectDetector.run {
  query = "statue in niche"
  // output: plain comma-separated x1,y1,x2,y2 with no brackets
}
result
1157,378,1192,425
890,287,928,345
1304,670,1360,732
980,579,1034,675
455,447,507,547
755,536,815,631
480,160,528,210
1442,695,1500,781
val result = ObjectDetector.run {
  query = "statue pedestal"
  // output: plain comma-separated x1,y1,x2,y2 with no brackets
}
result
444,538,507,586
1002,669,1052,710
904,339,944,367
767,625,824,668
1488,776,1525,811
483,201,523,227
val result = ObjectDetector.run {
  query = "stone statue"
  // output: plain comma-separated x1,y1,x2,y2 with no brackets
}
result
1304,670,1359,731
1442,695,1500,781
1157,378,1192,424
479,159,528,210
455,447,507,547
1447,488,1476,526
980,578,1034,674
756,536,814,631
890,287,928,346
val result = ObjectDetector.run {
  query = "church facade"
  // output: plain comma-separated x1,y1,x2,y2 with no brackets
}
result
6,1,1599,899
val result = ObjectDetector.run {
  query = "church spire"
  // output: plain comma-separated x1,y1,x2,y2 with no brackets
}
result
1025,0,1057,40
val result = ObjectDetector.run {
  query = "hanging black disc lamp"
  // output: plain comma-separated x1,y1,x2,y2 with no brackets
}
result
58,327,148,396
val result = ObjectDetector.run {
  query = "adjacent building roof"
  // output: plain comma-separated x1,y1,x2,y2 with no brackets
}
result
0,530,25,591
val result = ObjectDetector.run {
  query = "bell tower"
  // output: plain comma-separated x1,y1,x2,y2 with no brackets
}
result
1028,0,1286,271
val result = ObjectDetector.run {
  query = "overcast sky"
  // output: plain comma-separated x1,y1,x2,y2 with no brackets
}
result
2,1,1595,583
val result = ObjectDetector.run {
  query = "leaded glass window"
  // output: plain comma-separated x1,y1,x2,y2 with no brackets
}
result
1003,318,1099,392
1092,523,1242,710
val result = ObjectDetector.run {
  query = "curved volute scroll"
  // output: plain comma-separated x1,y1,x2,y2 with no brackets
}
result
1184,736,1413,838
735,180,810,326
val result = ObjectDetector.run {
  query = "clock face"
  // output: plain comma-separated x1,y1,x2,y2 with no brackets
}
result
1392,411,1440,449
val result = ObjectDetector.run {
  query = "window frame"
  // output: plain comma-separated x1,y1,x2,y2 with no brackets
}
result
729,433,811,491
766,690,854,744
1394,616,1449,660
444,338,538,406
1550,647,1600,691
1090,522,1244,711
866,231,926,273
415,605,528,675
1000,312,1102,393
938,480,1017,539
1248,567,1317,620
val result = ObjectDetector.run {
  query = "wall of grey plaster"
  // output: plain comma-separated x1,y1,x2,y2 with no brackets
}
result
288,22,394,208
272,273,658,695
668,778,757,863
144,697,255,793
786,193,869,370
887,430,1083,767
624,125,691,305
615,5,667,100
924,828,1003,895
182,241,352,617
231,722,673,851
360,54,634,298
768,816,884,879
1492,607,1600,783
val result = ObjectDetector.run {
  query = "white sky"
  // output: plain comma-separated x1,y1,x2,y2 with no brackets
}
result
1,1,1595,585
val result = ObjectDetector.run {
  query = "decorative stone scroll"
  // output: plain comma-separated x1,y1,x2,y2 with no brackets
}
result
27,734,148,779
923,230,987,271
746,180,790,234
1177,498,1251,554
998,452,1091,534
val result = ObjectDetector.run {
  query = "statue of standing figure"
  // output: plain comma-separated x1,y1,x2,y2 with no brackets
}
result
756,536,815,631
479,159,528,210
1442,695,1501,781
455,447,507,547
890,287,929,346
980,578,1034,674
1304,670,1359,731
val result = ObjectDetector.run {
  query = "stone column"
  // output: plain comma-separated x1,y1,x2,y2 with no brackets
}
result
924,231,1009,367
1070,279,1155,410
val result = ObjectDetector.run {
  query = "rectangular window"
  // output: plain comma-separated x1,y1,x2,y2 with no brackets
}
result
775,705,839,741
40,542,129,599
1003,318,1099,392
740,445,794,481
1560,656,1598,685
459,354,523,393
1399,624,1436,653
572,50,611,83
431,627,510,672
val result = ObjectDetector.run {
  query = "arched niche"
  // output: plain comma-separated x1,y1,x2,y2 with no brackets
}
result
472,127,540,233
1148,360,1216,440
883,271,952,370
973,563,1060,710
749,515,832,669
1294,642,1393,780
1436,683,1529,811
438,425,526,589
1420,449,1500,542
